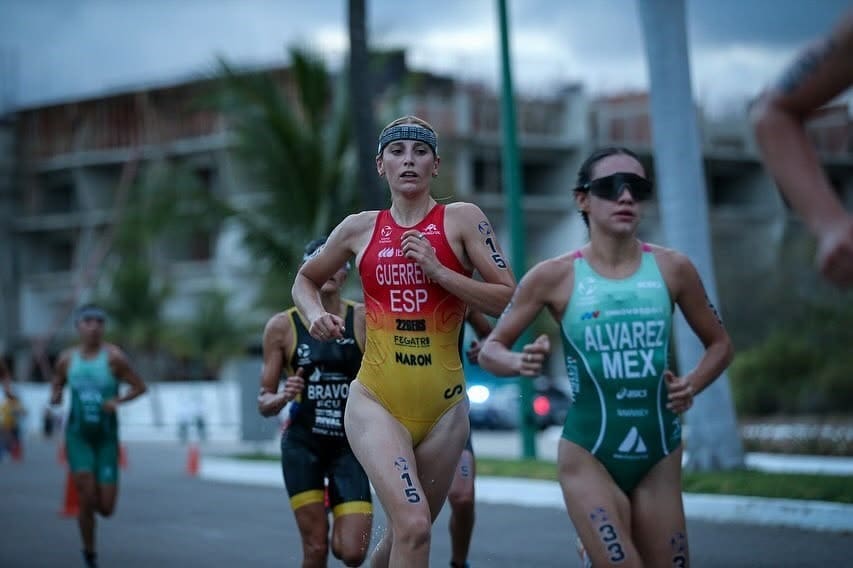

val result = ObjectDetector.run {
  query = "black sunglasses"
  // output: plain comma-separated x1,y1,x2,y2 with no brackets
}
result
575,173,653,202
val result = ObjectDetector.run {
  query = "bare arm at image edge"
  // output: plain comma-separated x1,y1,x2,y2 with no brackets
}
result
750,10,853,287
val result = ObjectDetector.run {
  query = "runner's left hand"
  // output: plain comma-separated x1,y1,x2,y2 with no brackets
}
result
308,312,345,341
519,334,550,377
665,370,694,414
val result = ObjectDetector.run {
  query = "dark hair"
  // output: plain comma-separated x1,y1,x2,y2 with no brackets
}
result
303,237,327,260
302,236,352,270
574,146,643,228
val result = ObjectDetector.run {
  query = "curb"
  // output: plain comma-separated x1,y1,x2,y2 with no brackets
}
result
199,457,853,534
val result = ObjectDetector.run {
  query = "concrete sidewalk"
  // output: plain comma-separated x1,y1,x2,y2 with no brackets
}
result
199,430,853,534
473,427,853,475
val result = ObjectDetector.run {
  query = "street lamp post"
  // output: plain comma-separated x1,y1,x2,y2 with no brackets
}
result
497,0,536,459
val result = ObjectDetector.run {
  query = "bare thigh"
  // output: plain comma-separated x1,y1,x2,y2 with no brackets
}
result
73,472,98,508
557,439,642,568
631,447,688,567
414,400,470,521
344,381,469,526
344,381,432,529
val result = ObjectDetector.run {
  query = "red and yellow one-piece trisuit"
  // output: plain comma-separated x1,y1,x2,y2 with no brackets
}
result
357,204,471,445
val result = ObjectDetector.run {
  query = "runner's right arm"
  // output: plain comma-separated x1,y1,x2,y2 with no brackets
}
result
478,261,562,377
50,350,70,405
258,314,303,417
294,212,369,340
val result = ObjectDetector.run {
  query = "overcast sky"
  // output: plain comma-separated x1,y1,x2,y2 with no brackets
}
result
1,0,851,116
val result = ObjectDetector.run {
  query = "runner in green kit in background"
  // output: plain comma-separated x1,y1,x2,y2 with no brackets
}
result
51,304,147,568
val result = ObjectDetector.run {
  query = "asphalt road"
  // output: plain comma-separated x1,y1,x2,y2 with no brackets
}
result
1,439,850,567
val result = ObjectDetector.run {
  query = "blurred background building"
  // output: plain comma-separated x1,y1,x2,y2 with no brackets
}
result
1,50,851,384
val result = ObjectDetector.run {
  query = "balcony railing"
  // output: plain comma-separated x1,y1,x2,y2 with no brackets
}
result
19,87,226,162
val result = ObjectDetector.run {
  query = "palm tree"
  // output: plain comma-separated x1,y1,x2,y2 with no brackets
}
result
637,0,744,470
171,288,251,380
98,161,221,370
100,254,171,354
210,48,358,308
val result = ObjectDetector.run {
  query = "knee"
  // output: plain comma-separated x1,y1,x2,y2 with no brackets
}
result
392,513,431,550
76,489,98,511
97,492,118,517
448,488,475,513
303,538,329,564
334,545,367,568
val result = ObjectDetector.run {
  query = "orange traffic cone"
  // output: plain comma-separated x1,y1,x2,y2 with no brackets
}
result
119,444,128,470
186,443,200,477
59,471,79,518
10,440,23,462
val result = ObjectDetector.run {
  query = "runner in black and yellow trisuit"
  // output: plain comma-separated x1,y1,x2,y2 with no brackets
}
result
258,238,372,568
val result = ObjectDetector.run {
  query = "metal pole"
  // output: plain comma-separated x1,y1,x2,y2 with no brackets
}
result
497,0,536,459
637,0,743,470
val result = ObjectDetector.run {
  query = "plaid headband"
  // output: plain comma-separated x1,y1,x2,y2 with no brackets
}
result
377,124,438,155
75,306,107,324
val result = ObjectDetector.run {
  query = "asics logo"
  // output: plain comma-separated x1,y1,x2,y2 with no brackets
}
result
616,388,647,400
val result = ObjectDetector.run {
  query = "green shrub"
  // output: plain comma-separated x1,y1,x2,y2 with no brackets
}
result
730,297,853,416
812,359,853,413
730,334,819,415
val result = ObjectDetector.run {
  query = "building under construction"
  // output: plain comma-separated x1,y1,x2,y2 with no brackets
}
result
1,52,851,382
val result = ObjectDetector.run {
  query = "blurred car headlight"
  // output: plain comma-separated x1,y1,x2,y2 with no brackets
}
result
467,384,490,404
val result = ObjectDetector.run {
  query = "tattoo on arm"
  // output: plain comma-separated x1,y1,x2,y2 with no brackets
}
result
476,219,508,269
775,38,836,95
705,294,723,325
483,236,508,269
501,299,513,316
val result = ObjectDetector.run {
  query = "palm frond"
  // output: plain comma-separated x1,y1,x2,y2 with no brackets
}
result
202,47,358,307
